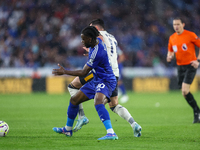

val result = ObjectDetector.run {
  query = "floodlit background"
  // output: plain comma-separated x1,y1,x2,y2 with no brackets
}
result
0,0,200,93
1,1,200,149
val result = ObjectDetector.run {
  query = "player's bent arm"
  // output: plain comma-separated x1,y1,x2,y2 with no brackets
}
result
166,51,174,62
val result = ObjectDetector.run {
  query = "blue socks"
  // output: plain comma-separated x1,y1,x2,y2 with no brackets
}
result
67,102,79,127
67,103,113,132
95,104,113,130
103,120,113,130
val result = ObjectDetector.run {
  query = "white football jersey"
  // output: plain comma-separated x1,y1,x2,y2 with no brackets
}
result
99,30,119,77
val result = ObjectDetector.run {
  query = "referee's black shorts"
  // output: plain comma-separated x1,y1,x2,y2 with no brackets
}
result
79,73,118,97
177,64,197,89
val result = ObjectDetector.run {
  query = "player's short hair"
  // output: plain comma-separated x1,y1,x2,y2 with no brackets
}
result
81,26,100,41
89,19,105,29
173,17,184,23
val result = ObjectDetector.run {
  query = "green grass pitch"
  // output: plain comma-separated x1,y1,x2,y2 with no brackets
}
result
0,91,200,150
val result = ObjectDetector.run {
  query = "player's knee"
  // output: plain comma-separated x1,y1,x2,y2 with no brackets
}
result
103,98,108,105
108,101,118,108
182,89,189,97
94,97,104,105
110,104,122,113
70,96,77,105
70,92,85,105
108,96,118,107
71,77,82,89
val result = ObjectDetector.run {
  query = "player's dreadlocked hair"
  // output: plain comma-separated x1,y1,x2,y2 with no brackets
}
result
81,26,100,42
89,18,105,30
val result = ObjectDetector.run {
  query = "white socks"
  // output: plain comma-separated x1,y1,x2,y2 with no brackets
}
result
112,104,135,126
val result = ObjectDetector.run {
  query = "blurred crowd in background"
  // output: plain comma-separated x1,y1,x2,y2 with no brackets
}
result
0,0,200,69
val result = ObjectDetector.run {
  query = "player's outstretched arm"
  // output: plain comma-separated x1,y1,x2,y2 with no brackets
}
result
52,64,92,77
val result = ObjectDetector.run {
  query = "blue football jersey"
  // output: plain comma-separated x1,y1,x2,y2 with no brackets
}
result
86,38,116,84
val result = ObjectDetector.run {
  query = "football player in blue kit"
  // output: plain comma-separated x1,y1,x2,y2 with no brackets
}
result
69,19,142,138
52,26,118,140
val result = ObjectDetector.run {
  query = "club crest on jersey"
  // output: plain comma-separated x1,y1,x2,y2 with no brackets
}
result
172,45,177,52
182,44,187,51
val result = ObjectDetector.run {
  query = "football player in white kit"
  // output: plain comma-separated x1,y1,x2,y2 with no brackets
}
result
68,19,142,137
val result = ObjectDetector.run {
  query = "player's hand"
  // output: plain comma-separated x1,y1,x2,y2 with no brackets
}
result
166,55,173,62
191,60,199,69
83,47,89,56
83,53,89,56
52,64,65,75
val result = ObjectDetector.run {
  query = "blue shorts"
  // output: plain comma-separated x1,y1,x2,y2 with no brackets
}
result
80,80,116,102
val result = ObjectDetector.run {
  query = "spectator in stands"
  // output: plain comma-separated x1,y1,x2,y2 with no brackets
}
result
0,0,199,70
